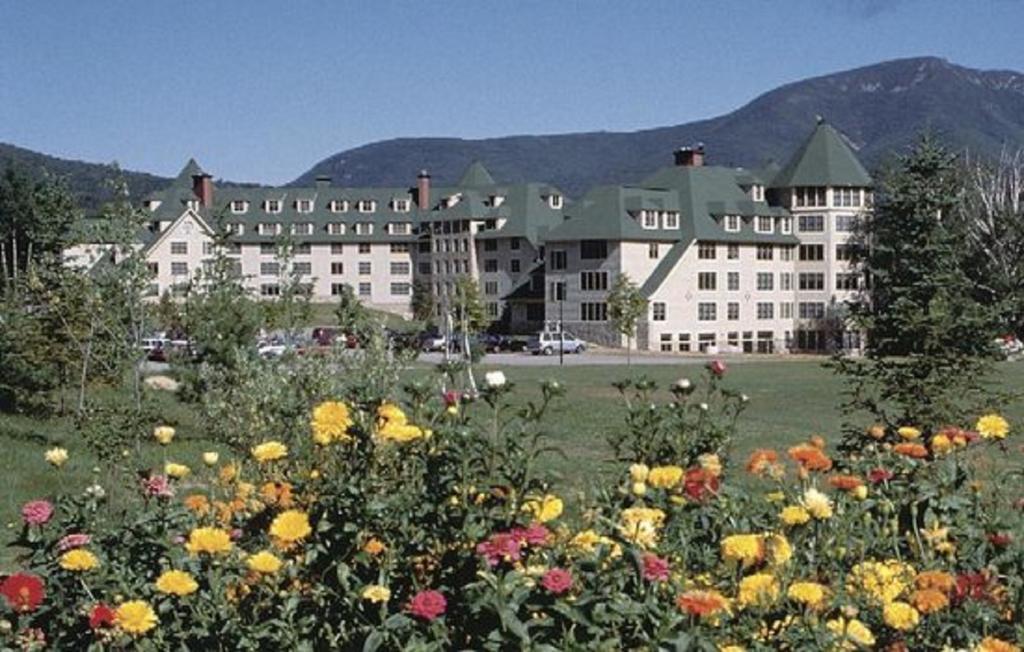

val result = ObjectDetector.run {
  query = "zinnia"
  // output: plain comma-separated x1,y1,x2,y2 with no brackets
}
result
164,462,190,479
202,451,219,466
738,573,780,608
787,581,827,610
975,637,1021,652
746,449,780,475
647,465,684,488
0,573,45,612
89,603,116,629
269,510,312,544
541,568,573,595
21,500,54,526
641,553,670,582
882,601,919,631
976,414,1009,440
310,400,353,445
251,441,288,463
826,617,875,648
362,584,391,603
57,533,91,551
184,526,233,555
788,443,832,472
618,507,666,548
721,534,764,567
153,426,175,445
59,549,99,572
115,600,158,635
894,442,928,458
780,505,811,526
44,447,69,467
676,589,729,618
910,588,949,613
801,488,833,519
247,551,283,574
897,426,921,440
407,589,446,620
155,570,199,596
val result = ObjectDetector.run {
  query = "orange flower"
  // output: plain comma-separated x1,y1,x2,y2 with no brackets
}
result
184,494,210,515
810,435,826,449
746,449,779,474
910,588,948,614
894,443,928,459
828,475,864,491
867,424,886,440
363,538,386,556
915,570,955,593
788,443,833,472
259,482,294,509
676,589,730,618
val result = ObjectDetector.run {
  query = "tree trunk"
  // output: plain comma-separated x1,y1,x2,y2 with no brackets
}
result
77,322,95,414
627,334,632,366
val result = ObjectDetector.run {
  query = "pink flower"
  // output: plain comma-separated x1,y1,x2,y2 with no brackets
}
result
867,468,893,484
476,532,523,567
541,568,573,595
442,390,459,407
21,500,54,526
142,474,174,499
407,589,446,620
641,553,670,582
57,533,91,551
707,360,727,377
511,523,551,547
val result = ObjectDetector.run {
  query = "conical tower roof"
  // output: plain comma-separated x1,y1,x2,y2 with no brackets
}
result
771,119,872,188
171,158,206,186
457,160,496,187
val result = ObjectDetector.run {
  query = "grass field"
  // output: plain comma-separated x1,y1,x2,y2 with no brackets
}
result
4,358,1023,568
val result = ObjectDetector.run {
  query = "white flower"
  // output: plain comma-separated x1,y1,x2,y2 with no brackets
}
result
741,394,750,403
484,371,507,388
84,484,106,499
202,452,220,466
675,378,691,390
44,447,69,467
699,402,709,411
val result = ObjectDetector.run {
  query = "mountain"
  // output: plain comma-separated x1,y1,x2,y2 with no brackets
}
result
294,57,1024,195
0,142,171,210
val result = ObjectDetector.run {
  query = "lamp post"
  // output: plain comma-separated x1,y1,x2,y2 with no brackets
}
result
558,292,564,367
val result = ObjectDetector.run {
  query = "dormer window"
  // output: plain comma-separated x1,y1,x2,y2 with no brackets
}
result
664,211,679,229
231,200,249,214
295,199,313,213
144,200,163,212
186,199,199,211
227,223,245,235
258,223,281,236
264,199,282,214
355,222,374,235
780,217,793,235
327,222,345,235
390,222,411,235
391,199,410,213
641,210,658,229
548,194,563,209
724,215,741,232
489,195,505,207
755,216,774,234
357,200,376,213
329,199,349,213
445,193,462,208
751,185,764,202
292,222,313,236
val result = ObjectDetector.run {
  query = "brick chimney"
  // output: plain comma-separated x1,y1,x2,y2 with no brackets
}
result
674,144,705,167
192,173,213,207
417,170,431,210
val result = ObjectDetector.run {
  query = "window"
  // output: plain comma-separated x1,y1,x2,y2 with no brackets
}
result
755,216,774,233
484,240,498,252
781,302,793,319
231,200,248,214
798,302,826,319
835,214,859,232
418,262,431,275
260,262,279,276
649,242,659,259
484,281,498,295
390,282,411,296
225,242,241,255
652,302,666,321
292,222,313,235
294,243,311,255
330,262,344,275
698,243,716,259
264,199,282,213
836,273,860,290
358,262,371,275
799,273,825,291
580,271,608,291
170,241,187,255
698,302,717,321
660,333,673,352
727,272,740,291
550,281,566,301
642,210,658,229
798,215,824,232
259,223,280,236
727,302,739,320
171,262,188,276
724,215,740,232
580,240,607,259
329,200,348,213
260,243,276,255
358,243,371,254
727,244,739,259
780,246,794,261
357,200,376,213
728,331,740,347
418,241,431,253
355,222,373,235
780,217,792,234
201,242,215,256
794,187,826,208
698,272,716,290
390,222,411,235
331,243,344,255
548,195,563,209
296,199,313,213
487,302,499,318
327,223,345,235
799,244,824,261
833,188,861,207
390,242,409,253
358,282,371,296
757,302,774,320
331,283,348,296
781,273,793,291
390,261,410,275
510,238,520,250
756,244,773,260
580,302,607,321
664,212,679,229
392,199,410,213
260,284,280,296
836,244,855,261
678,332,691,352
293,262,311,276
698,333,716,352
227,222,244,235
757,272,774,291
147,262,159,275
484,259,498,273
550,250,567,270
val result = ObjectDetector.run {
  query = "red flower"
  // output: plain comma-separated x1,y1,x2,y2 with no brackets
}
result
511,523,550,547
707,360,727,377
868,468,893,484
476,532,523,567
0,573,45,613
641,553,670,582
88,603,116,629
442,390,459,407
988,532,1012,548
953,572,996,605
541,568,573,595
683,467,719,501
407,590,447,621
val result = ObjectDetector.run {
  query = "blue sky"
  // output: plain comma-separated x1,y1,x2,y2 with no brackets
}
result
1,1,1022,184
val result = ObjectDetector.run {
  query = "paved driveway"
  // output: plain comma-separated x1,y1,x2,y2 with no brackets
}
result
418,350,782,366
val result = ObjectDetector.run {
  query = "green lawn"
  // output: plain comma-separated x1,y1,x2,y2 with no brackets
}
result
4,359,1023,569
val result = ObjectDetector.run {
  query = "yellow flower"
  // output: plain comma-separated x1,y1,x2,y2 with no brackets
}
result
363,538,386,556
719,647,745,652
202,452,219,466
629,463,650,483
647,465,684,489
764,491,786,503
882,601,919,631
852,485,868,500
780,505,811,526
631,481,647,496
218,463,239,483
618,506,666,548
59,549,99,571
165,462,190,479
377,422,426,442
251,441,288,463
931,433,954,455
848,560,914,604
698,453,722,477
975,637,1021,652
361,584,391,603
721,534,763,567
786,581,827,610
44,447,69,467
246,551,283,574
569,529,621,557
897,426,921,440
311,400,354,445
153,426,175,445
801,488,833,520
976,413,1009,440
764,534,792,566
115,600,158,635
377,402,407,425
155,570,198,596
523,494,563,522
737,573,779,608
185,527,233,555
826,616,875,648
269,510,312,543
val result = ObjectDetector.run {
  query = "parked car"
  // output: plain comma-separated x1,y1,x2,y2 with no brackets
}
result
258,337,306,358
526,331,586,355
420,332,447,352
996,335,1023,359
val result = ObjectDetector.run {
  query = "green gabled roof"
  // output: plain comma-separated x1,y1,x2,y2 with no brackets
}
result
457,161,496,187
545,185,682,242
435,181,567,247
770,120,872,188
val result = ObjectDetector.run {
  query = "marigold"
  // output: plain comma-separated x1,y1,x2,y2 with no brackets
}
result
115,600,158,635
975,637,1021,652
618,506,666,548
787,443,832,472
569,529,621,557
44,447,69,467
931,433,954,455
260,481,294,508
780,505,811,526
363,538,386,555
362,584,391,603
915,570,956,593
153,426,175,445
59,549,99,572
523,494,563,522
311,400,354,445
185,526,233,555
764,533,792,566
629,463,650,483
910,588,948,613
848,560,915,604
882,600,919,631
826,616,875,648
801,488,833,519
721,534,764,567
676,589,730,617
746,449,780,475
218,463,239,484
738,573,780,608
867,424,886,440
976,414,1010,440
897,426,921,440
787,581,827,610
828,474,863,491
893,442,928,459
247,550,283,574
184,494,210,515
647,465,684,488
697,453,722,477
269,510,312,543
155,570,198,596
164,463,190,479
251,441,288,463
